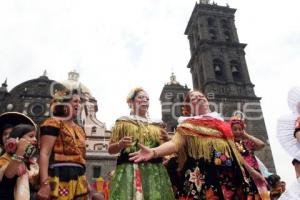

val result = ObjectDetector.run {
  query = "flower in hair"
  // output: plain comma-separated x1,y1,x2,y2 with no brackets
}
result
126,87,144,103
229,116,245,129
51,90,67,103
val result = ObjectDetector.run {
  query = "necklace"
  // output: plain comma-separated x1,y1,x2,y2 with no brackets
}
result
131,115,150,138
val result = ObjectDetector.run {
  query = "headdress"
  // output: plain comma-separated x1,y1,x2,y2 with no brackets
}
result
229,111,245,128
0,112,36,133
288,86,300,115
126,87,144,104
277,86,300,161
50,89,69,105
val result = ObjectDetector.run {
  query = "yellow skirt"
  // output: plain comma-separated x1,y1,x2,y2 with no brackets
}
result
48,165,89,200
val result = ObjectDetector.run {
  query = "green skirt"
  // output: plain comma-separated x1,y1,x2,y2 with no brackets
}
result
109,162,175,200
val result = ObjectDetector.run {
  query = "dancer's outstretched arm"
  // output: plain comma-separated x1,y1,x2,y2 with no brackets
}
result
129,141,177,163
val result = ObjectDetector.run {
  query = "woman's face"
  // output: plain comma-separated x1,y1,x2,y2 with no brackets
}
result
69,94,81,119
131,90,149,117
231,124,244,138
189,91,209,116
22,130,37,145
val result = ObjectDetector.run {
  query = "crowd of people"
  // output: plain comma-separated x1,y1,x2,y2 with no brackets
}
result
0,86,295,200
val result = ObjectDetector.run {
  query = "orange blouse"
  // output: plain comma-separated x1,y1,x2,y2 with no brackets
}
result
40,118,86,166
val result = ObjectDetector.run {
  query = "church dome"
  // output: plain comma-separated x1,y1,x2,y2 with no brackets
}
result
1,72,65,124
61,70,91,95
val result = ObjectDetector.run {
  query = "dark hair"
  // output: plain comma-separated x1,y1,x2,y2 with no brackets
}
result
292,159,300,165
0,124,14,145
266,174,281,188
9,124,35,139
52,89,80,117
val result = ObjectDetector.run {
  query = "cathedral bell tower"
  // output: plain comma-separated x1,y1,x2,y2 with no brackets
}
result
185,1,275,172
160,73,190,132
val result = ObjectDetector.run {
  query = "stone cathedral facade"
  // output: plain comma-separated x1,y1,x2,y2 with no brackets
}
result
186,1,275,172
161,1,275,172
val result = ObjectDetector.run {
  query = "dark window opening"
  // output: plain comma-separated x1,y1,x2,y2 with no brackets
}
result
209,29,217,40
93,166,102,178
230,60,242,82
213,59,225,81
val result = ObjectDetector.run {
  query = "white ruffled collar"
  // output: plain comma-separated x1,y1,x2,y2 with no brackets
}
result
117,115,163,124
178,112,224,124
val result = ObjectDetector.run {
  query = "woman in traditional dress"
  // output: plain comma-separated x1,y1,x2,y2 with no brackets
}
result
0,121,39,200
230,114,270,199
277,87,300,200
108,87,174,200
0,112,35,156
37,89,89,200
130,90,266,200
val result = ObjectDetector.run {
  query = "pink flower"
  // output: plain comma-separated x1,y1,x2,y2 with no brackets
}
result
220,155,227,161
4,138,17,153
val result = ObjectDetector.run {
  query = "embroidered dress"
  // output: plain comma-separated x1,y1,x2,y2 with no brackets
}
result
40,118,88,200
173,114,251,200
109,115,175,200
234,139,270,199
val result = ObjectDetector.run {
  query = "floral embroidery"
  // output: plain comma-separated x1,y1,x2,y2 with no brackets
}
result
214,158,222,165
189,167,205,192
214,151,233,167
235,140,259,170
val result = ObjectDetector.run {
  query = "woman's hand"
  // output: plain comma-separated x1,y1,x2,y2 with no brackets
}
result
160,129,170,142
118,136,133,150
15,138,30,157
37,183,51,200
129,144,154,163
250,170,267,186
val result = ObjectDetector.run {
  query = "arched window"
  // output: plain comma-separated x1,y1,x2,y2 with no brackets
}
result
209,29,217,40
213,59,225,81
230,60,242,82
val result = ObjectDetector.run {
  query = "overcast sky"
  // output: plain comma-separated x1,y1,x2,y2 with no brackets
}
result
0,0,299,185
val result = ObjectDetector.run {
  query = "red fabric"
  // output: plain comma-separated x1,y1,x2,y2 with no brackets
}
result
135,168,142,193
180,118,234,139
230,119,245,129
